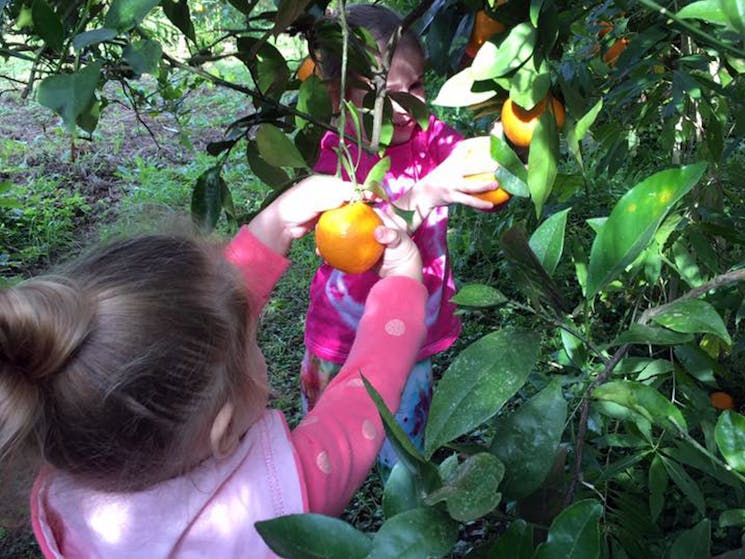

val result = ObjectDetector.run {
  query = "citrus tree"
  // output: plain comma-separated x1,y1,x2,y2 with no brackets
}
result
3,0,745,556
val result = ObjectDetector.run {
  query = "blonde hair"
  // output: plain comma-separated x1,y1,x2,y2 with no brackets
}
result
0,234,268,492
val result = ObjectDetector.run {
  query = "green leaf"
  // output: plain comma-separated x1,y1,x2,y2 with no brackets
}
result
674,344,720,386
161,0,196,42
593,381,688,432
534,500,603,559
450,284,508,307
425,328,539,457
652,299,732,345
72,28,118,52
256,124,308,169
382,463,419,519
191,167,229,232
612,324,695,346
660,456,707,515
368,508,458,559
123,39,162,75
471,23,537,80
31,0,63,51
296,75,332,130
246,141,291,188
424,453,504,521
527,109,559,218
255,514,371,559
510,63,550,110
486,519,534,558
715,410,745,472
489,379,567,499
567,99,602,166
272,0,312,35
236,37,290,99
720,509,745,528
432,68,497,107
585,163,707,298
388,92,430,131
649,454,668,522
362,157,391,194
37,61,102,132
105,0,160,31
529,208,570,276
677,0,730,25
490,135,528,182
670,519,711,559
720,0,745,33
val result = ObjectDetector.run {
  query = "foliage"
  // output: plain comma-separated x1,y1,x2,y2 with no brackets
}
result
3,0,745,557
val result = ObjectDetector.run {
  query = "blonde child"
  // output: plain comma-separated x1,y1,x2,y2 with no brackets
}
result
302,4,500,469
0,176,427,558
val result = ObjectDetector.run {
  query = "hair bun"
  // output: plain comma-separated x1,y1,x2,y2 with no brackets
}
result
1,279,93,383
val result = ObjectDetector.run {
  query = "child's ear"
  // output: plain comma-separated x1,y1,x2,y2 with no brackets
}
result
210,401,240,460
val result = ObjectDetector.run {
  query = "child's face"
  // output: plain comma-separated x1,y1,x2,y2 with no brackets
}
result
386,43,426,145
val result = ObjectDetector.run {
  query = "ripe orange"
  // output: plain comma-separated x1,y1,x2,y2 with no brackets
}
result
297,57,316,82
603,38,629,67
464,171,511,208
465,4,507,59
501,96,566,148
315,202,384,274
710,391,735,410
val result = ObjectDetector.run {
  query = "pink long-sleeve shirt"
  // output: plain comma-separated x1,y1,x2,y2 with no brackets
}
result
31,227,427,558
305,115,463,364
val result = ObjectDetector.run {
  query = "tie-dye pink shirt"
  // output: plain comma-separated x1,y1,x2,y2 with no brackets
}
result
306,115,463,364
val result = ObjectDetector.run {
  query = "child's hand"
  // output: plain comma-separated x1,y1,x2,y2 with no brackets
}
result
373,211,422,282
248,175,358,255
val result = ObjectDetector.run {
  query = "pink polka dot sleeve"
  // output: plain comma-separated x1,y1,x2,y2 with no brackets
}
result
290,276,427,516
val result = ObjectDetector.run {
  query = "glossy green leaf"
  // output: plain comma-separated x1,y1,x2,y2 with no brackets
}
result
362,157,391,194
586,163,707,298
527,109,559,218
720,0,745,33
534,500,602,559
612,324,695,346
489,379,567,499
567,99,602,166
495,167,530,197
191,167,228,232
236,37,289,99
486,519,534,559
296,75,332,130
256,124,308,169
72,28,118,51
246,141,290,188
433,68,497,107
660,456,707,515
669,519,710,559
388,92,430,131
450,284,508,307
715,410,745,472
161,0,195,42
490,135,528,182
471,23,537,80
424,453,504,521
123,39,162,75
37,61,102,132
719,509,745,528
255,514,371,559
382,463,419,519
510,63,550,110
529,208,570,276
105,0,159,31
677,0,730,24
649,454,668,522
368,508,458,559
593,381,688,432
31,0,63,51
425,328,539,458
652,299,732,345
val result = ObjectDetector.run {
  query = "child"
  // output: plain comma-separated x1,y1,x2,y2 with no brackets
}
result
0,175,427,558
302,4,500,469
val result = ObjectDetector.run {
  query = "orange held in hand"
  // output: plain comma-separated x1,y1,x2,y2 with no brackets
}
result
465,6,506,59
297,57,317,82
603,38,629,67
710,391,735,410
501,96,566,148
464,172,511,208
315,202,384,274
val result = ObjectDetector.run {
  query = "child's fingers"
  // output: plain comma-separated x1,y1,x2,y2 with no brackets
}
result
374,225,402,247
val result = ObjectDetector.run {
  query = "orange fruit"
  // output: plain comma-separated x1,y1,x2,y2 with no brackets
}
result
315,202,384,274
598,20,613,38
297,57,316,82
501,96,566,148
710,391,735,410
464,171,511,208
603,38,629,67
465,5,507,58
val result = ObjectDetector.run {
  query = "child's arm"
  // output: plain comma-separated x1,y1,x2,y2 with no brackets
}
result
290,220,426,516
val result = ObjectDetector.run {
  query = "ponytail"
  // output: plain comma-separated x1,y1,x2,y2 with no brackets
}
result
0,279,92,458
